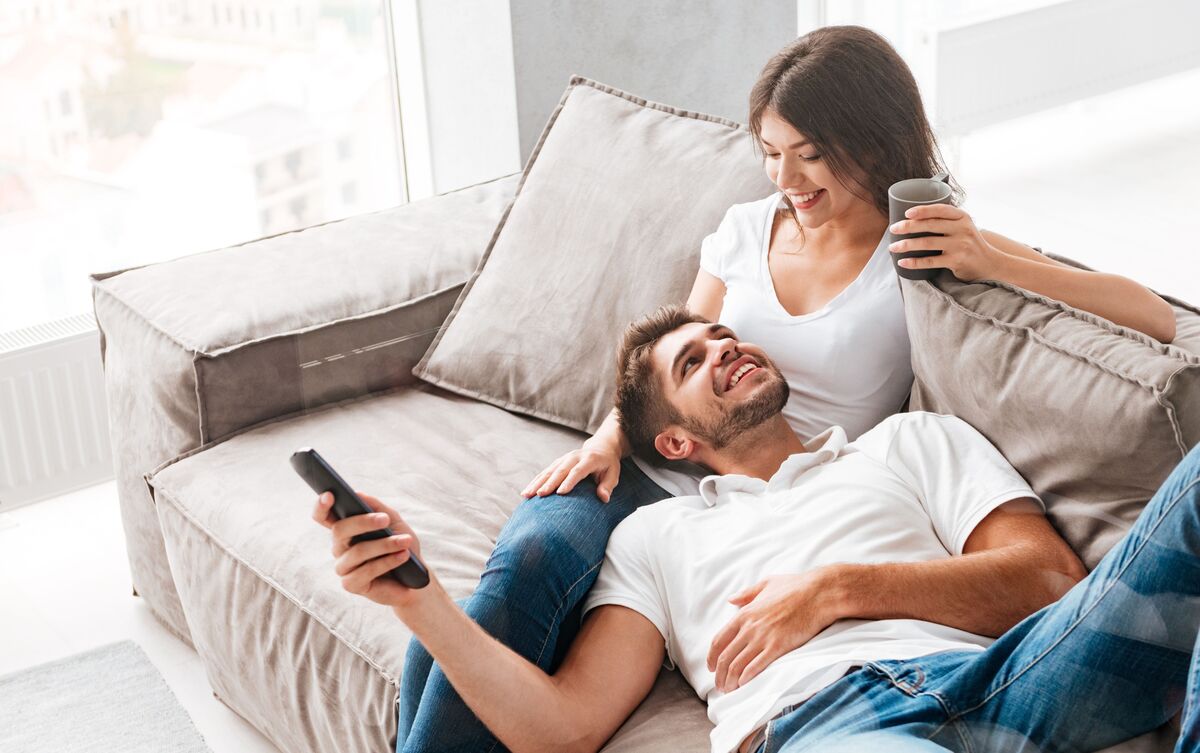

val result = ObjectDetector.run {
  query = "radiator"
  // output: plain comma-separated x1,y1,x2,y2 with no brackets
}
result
0,313,113,511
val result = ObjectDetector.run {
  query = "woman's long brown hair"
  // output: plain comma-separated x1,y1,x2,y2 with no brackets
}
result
749,25,962,233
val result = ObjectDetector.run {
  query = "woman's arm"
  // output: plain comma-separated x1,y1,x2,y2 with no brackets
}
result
890,205,1177,343
981,229,1176,343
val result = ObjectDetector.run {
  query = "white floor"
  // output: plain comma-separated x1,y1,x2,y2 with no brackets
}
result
2,68,1199,753
0,482,280,753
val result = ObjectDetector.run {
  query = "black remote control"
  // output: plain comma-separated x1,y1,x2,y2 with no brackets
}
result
290,447,430,589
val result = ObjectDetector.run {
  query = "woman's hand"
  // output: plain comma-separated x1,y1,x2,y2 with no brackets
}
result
888,204,1005,282
521,437,623,502
706,569,842,693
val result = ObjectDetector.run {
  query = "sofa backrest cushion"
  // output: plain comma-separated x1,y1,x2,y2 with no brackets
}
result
413,77,776,433
902,267,1200,569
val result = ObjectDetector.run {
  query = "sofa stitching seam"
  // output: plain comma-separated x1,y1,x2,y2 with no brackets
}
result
150,481,400,684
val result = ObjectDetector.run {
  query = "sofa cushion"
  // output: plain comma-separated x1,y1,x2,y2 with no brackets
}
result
145,384,712,753
902,268,1200,570
414,77,776,433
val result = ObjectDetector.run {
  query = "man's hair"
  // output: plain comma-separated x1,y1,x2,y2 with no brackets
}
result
614,304,709,463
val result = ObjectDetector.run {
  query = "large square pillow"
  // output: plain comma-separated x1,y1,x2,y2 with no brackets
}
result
902,263,1200,569
413,77,776,432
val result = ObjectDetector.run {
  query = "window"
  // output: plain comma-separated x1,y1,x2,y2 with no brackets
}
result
0,1,406,333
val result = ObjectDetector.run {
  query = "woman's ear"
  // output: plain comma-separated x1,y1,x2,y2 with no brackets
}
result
654,429,694,462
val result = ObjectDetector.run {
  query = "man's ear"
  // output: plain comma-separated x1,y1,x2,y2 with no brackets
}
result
654,428,696,462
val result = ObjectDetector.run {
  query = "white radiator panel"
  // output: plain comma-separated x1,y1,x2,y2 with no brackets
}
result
934,0,1200,134
0,313,113,511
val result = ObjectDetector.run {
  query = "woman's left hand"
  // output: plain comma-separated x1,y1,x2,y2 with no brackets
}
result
888,204,1004,282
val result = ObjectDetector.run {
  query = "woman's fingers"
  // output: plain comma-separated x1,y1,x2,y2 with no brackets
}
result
903,202,964,221
523,464,558,497
594,463,622,503
897,254,946,270
537,462,574,496
889,217,958,236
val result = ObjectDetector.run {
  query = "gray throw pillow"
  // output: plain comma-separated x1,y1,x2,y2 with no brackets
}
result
413,77,776,433
902,266,1200,569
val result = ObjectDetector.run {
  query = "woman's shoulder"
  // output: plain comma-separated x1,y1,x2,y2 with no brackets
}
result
721,192,784,223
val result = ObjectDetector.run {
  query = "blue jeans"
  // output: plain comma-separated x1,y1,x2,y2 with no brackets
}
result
760,440,1200,753
396,458,671,753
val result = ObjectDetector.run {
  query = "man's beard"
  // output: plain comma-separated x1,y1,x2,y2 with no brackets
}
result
680,362,789,450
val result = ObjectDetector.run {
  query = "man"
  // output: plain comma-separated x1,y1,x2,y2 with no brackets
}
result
313,305,1200,753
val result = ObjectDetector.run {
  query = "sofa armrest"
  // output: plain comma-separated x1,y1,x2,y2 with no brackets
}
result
93,173,518,445
90,173,518,642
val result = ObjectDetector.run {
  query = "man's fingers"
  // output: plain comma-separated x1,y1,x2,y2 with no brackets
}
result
341,549,411,595
312,492,336,527
329,512,392,556
707,617,740,671
334,535,412,577
714,628,751,692
736,647,774,689
726,643,763,691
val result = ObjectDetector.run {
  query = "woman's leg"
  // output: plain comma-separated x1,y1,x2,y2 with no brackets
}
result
396,459,670,753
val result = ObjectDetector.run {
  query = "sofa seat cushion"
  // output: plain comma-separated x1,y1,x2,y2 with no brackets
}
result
146,384,712,752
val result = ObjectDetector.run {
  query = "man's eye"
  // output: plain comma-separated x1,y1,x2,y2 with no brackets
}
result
683,357,699,374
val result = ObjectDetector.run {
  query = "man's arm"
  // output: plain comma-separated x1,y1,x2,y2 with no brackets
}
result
709,499,1086,691
313,491,665,753
827,497,1088,635
400,596,665,753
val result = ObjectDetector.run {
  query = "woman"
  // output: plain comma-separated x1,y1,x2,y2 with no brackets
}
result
396,26,1176,752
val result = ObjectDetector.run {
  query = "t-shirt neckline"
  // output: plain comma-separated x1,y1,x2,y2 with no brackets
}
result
759,192,886,322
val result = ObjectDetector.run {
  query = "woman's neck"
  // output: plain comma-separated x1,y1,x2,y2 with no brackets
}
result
782,203,888,259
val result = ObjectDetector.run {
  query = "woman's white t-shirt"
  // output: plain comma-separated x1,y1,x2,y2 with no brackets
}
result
634,192,914,497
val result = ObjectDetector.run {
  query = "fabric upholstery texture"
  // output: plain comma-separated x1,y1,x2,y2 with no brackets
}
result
146,384,713,752
902,269,1200,570
90,174,519,645
414,76,777,434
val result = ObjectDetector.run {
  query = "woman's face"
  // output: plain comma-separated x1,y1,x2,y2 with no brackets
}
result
758,109,876,228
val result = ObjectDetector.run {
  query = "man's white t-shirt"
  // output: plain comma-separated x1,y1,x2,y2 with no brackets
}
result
633,192,914,497
584,413,1042,753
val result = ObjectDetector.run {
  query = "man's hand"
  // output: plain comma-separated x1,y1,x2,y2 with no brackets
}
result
707,569,841,692
311,491,437,611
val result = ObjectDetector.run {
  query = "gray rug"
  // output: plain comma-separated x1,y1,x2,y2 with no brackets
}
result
0,640,212,753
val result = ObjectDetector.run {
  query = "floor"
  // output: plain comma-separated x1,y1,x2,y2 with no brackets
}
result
0,482,279,753
2,68,1198,753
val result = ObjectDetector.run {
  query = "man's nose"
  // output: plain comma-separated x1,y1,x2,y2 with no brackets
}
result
708,338,737,364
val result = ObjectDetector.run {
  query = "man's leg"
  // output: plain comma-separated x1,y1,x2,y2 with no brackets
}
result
396,459,670,753
914,441,1200,752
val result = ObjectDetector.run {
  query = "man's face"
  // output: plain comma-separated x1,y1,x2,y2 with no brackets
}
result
650,322,789,454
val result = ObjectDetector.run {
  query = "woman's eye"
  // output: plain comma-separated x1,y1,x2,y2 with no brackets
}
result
801,154,822,162
765,152,780,159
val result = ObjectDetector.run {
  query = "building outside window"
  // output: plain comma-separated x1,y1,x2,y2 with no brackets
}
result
0,0,407,334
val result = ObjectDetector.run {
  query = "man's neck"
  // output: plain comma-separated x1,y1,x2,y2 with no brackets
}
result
703,416,807,481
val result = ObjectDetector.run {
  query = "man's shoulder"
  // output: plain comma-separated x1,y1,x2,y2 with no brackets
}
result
850,412,973,458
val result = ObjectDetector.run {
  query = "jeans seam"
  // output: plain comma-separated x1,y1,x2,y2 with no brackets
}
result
934,472,1200,734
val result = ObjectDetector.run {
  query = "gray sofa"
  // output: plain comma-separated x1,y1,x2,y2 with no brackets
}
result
92,79,1200,752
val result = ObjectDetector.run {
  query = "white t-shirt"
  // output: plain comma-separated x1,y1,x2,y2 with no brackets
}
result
633,192,914,497
585,412,1041,753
